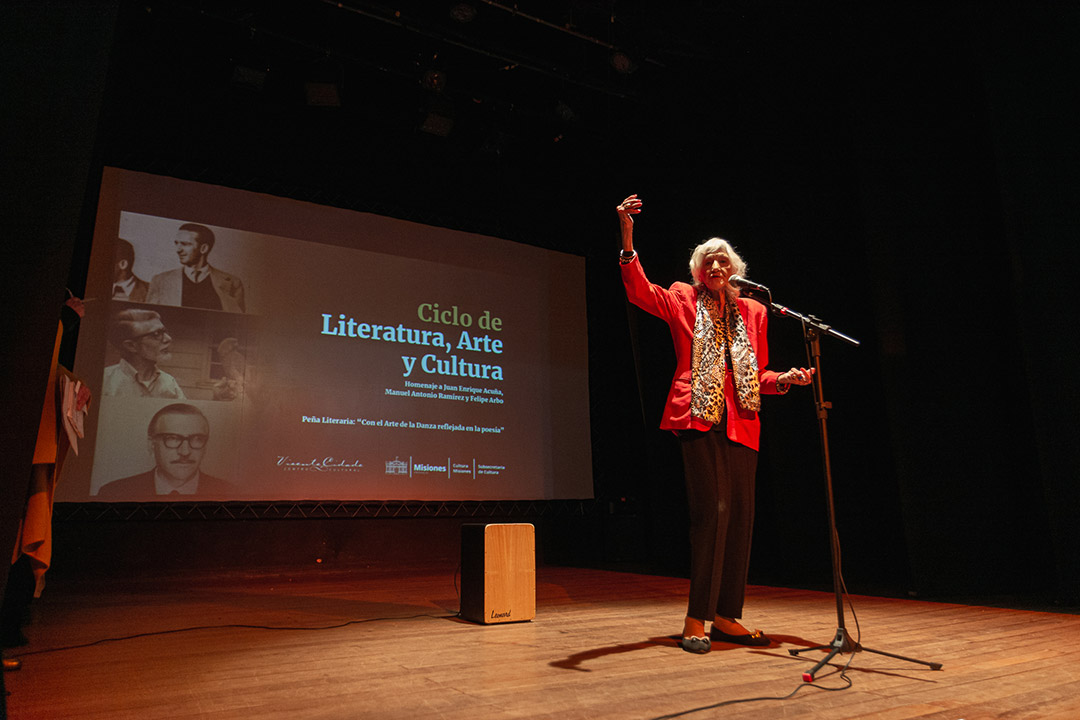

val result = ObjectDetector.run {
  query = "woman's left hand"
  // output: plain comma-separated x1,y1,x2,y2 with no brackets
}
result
778,367,815,386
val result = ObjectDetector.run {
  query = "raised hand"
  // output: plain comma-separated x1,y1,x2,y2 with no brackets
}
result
616,194,642,224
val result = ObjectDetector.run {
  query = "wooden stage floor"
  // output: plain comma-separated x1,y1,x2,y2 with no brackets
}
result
5,564,1080,719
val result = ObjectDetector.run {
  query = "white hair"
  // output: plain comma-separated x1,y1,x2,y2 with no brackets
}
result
688,237,747,300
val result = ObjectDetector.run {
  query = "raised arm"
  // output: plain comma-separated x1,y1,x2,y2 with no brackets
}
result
617,194,690,321
616,194,642,255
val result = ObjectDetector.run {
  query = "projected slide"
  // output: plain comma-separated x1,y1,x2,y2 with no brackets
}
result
57,168,592,502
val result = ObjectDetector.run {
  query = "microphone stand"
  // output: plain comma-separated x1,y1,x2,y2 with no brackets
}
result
752,289,942,682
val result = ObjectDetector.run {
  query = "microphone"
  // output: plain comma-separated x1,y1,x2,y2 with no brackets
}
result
728,275,770,294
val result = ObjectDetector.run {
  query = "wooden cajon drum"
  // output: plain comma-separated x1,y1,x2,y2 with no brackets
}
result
460,523,536,624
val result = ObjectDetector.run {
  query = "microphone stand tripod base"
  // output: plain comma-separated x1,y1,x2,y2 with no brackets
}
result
789,626,942,682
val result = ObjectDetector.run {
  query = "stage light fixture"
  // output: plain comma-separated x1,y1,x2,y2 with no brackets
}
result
305,81,341,107
305,55,344,107
230,64,267,91
449,2,477,23
420,111,454,137
609,50,637,75
421,68,448,92
554,100,577,124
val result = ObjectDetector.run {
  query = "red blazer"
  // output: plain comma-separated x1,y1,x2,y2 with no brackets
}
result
621,255,785,451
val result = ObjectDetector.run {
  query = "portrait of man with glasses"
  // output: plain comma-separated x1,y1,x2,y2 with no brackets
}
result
101,308,185,398
96,403,233,498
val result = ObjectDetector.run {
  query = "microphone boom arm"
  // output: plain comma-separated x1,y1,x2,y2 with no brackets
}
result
770,303,861,347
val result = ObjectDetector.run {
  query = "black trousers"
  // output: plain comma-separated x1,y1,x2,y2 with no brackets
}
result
678,427,758,622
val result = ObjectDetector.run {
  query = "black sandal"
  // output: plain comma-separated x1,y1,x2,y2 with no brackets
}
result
709,627,770,646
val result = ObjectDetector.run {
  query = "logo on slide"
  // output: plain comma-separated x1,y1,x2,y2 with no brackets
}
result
276,456,364,472
384,456,451,477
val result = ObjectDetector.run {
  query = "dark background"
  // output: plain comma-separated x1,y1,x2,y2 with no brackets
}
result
3,0,1078,635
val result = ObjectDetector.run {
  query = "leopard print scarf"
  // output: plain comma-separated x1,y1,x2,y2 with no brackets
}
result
690,291,761,424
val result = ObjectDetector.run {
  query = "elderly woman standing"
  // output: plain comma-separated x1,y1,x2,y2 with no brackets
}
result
617,193,814,654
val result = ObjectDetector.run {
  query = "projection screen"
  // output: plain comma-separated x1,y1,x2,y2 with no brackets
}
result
57,168,593,502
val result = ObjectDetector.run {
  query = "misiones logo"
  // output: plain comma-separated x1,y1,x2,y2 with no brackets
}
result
384,456,450,477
